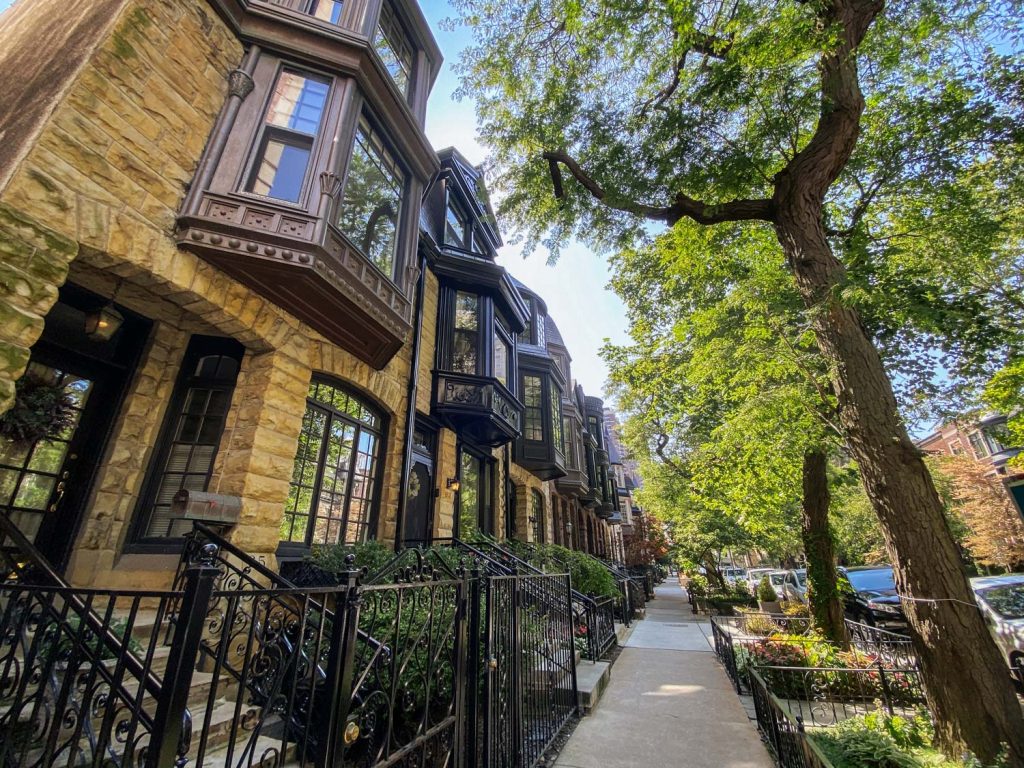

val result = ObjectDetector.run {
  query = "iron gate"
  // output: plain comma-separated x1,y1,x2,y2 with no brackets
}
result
483,573,578,768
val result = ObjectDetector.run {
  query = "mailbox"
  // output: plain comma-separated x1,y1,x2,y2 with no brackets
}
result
171,490,241,526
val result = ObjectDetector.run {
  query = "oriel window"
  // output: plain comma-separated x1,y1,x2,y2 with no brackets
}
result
308,0,343,23
523,375,543,441
337,117,406,277
445,201,470,249
281,379,383,547
451,292,479,374
550,380,564,456
374,1,414,97
248,70,330,204
493,330,509,387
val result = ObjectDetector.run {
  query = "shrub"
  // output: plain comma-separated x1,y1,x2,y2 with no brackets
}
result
782,601,810,617
740,612,780,636
731,578,752,598
309,539,395,576
757,576,779,602
687,574,710,597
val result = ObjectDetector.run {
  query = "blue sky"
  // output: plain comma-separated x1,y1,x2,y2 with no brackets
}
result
0,0,627,399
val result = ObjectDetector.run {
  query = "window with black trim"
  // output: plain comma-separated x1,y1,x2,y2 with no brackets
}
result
493,329,510,387
281,378,383,548
132,336,244,544
374,1,414,98
531,489,544,543
452,292,479,374
457,446,493,537
549,380,563,456
523,375,543,441
247,69,330,204
445,200,470,250
308,0,343,24
337,116,406,276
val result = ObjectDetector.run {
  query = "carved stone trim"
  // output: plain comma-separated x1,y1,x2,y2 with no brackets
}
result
319,171,344,200
227,69,255,100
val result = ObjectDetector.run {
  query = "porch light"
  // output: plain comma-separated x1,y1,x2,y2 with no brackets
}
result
84,303,124,341
446,478,461,492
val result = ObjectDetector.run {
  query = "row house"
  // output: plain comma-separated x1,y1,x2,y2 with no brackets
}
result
0,0,621,590
917,414,1024,516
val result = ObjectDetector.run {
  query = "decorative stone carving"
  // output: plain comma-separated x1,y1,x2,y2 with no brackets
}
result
227,69,255,100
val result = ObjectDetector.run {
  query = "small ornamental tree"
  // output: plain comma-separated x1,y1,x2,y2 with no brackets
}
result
757,576,779,603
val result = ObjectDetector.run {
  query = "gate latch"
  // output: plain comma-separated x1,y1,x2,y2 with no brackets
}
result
487,657,498,671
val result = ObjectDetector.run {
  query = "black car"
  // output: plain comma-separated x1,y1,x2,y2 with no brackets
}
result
838,566,908,631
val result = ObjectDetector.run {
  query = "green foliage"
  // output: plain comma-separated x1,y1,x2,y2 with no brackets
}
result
309,539,395,576
522,543,621,599
36,616,142,662
811,710,1007,768
0,374,78,446
757,575,779,603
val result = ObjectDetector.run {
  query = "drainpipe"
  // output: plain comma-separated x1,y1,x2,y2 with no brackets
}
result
394,248,428,551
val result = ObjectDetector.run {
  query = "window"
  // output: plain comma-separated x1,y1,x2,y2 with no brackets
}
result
133,337,244,542
531,489,544,543
522,300,534,345
550,381,563,456
248,70,330,203
458,447,492,537
536,312,546,347
452,292,479,374
493,331,510,387
445,201,469,249
374,1,414,97
281,379,383,547
523,375,543,441
968,431,988,458
337,117,406,276
308,0,343,23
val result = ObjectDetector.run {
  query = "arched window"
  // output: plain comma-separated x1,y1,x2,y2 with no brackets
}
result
531,489,545,544
281,378,384,547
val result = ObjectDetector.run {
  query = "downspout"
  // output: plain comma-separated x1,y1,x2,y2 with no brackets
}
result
394,247,428,551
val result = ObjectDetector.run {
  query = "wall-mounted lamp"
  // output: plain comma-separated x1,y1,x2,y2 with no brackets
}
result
446,478,460,492
84,302,124,341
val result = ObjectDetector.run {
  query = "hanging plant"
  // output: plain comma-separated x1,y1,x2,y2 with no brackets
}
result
0,374,78,447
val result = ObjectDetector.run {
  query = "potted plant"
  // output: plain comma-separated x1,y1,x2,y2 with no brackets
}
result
757,576,782,613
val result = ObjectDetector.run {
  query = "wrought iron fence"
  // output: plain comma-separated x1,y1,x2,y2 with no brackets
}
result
844,620,916,668
748,669,833,768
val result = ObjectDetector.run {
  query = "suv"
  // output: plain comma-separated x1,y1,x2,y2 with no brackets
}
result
745,568,776,593
838,565,907,631
971,574,1024,685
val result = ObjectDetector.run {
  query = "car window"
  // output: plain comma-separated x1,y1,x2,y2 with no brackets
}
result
977,584,1024,619
794,570,806,587
770,574,786,586
846,568,895,592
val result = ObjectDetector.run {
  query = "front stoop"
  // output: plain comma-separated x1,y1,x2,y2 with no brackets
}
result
576,660,612,713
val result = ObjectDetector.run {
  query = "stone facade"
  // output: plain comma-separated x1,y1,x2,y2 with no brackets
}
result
0,0,416,588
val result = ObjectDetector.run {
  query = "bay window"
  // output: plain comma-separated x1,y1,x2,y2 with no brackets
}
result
248,70,330,204
523,376,543,441
452,292,479,374
375,1,415,98
337,117,407,276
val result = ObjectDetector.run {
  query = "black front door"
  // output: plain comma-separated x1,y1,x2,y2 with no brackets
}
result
403,459,434,545
0,285,149,570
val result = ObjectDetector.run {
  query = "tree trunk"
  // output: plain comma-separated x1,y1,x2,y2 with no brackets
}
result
775,204,1024,763
801,449,848,647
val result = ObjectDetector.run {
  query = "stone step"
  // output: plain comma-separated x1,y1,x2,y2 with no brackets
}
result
575,660,611,713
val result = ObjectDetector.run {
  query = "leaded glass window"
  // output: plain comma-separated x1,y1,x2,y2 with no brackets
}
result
337,117,406,276
452,292,479,374
282,379,383,547
536,312,546,347
523,375,543,441
550,381,563,456
531,489,544,544
374,2,414,97
134,337,244,541
248,70,330,203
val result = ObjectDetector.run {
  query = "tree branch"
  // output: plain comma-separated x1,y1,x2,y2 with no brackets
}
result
543,150,774,225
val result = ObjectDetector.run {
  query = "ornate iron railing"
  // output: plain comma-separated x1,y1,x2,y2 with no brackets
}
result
844,620,916,668
485,573,578,768
748,669,833,768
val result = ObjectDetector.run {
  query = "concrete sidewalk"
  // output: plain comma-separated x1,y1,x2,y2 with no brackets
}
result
554,583,773,768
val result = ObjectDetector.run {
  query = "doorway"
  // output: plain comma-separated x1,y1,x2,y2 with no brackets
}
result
402,423,436,546
0,285,150,570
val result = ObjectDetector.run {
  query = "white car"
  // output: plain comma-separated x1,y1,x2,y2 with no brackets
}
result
781,568,808,603
971,574,1024,685
745,568,775,593
720,566,747,586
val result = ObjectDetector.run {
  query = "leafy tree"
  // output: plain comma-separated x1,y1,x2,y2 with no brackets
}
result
934,455,1024,572
451,0,1024,756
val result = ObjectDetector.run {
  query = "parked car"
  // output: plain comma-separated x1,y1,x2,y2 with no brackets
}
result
971,574,1024,685
720,566,747,587
780,569,808,603
838,565,907,631
745,568,775,593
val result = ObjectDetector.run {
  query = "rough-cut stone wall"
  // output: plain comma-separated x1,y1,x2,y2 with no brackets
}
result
417,271,438,415
508,462,545,543
433,428,458,538
0,0,415,587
